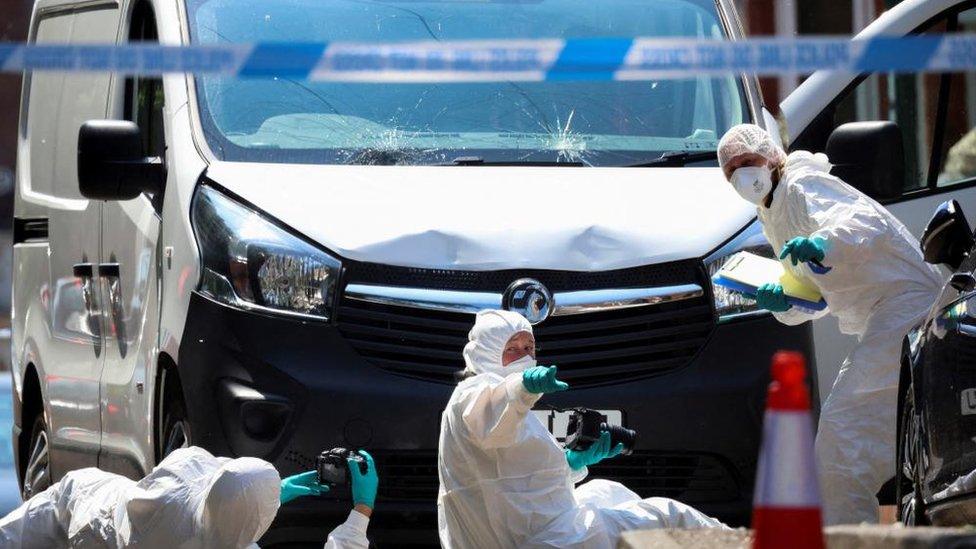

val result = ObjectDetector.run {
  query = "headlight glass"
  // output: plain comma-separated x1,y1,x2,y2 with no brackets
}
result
704,219,775,320
191,184,341,321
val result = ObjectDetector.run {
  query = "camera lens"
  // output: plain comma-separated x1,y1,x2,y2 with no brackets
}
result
603,423,637,455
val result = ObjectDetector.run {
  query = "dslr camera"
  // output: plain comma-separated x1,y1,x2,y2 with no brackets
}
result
564,408,637,456
316,447,367,489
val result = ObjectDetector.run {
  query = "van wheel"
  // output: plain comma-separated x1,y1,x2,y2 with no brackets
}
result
158,373,191,460
22,414,51,500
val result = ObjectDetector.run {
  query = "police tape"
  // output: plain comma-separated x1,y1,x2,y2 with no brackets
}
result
0,35,975,81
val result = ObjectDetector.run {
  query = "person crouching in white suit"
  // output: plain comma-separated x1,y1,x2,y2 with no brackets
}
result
436,309,726,549
0,446,379,548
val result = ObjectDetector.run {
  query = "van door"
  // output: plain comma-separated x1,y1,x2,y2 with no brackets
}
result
784,3,976,397
23,2,121,476
97,0,164,477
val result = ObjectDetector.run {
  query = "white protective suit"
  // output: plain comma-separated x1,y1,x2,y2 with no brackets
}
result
0,446,280,549
323,510,369,549
719,125,944,525
437,309,725,549
0,446,373,549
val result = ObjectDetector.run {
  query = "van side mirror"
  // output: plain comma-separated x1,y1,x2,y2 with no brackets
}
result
950,272,976,293
825,121,904,201
921,199,974,270
78,120,165,200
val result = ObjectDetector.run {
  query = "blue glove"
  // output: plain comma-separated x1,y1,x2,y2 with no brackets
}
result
350,450,379,508
755,283,792,312
565,431,625,471
780,236,827,266
280,471,329,504
522,365,569,394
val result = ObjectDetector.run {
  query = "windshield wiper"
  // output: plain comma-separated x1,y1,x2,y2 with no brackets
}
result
625,150,718,168
440,156,585,167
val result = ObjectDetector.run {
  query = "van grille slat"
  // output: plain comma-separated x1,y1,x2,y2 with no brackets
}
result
343,338,463,361
337,305,474,332
339,323,469,347
538,305,713,335
542,337,708,365
536,321,713,351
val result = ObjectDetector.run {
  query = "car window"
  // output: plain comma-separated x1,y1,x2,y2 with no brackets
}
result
27,7,120,200
789,7,976,199
933,9,976,188
124,1,165,209
124,1,164,159
800,17,949,194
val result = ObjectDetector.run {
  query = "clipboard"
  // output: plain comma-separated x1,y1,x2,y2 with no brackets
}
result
712,251,828,311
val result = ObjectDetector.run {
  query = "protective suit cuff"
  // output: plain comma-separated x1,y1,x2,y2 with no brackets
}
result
503,372,541,409
346,509,370,533
570,465,588,484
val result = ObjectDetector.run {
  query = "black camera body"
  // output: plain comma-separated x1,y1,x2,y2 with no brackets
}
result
564,408,637,456
316,447,366,489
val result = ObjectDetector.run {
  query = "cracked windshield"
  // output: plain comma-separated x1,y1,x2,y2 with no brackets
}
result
188,0,748,166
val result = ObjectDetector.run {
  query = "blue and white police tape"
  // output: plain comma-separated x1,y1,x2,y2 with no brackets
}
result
1,35,975,81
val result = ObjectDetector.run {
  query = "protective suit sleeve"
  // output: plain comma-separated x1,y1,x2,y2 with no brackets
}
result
323,510,370,549
458,371,542,449
0,483,68,549
790,174,889,268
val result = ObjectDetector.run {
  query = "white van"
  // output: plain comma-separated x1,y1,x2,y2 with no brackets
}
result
12,0,976,543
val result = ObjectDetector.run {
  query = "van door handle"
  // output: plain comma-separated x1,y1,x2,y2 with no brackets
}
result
98,263,120,278
73,263,94,278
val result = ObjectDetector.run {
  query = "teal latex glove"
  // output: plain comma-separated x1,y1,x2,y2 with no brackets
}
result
350,450,379,508
755,283,792,313
280,471,329,504
780,236,827,266
522,365,569,394
565,431,625,471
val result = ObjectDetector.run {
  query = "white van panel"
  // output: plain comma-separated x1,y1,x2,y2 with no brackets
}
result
20,2,121,475
53,9,120,201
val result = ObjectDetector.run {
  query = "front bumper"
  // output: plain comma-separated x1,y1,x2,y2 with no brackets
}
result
177,292,814,545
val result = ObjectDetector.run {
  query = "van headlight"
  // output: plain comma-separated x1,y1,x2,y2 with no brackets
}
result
191,184,341,321
704,220,775,320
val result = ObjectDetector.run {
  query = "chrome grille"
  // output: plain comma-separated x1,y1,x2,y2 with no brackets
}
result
336,261,714,385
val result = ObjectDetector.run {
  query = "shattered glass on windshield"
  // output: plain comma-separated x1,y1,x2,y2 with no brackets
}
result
188,0,748,167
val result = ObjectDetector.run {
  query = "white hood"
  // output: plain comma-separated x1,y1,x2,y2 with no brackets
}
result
207,162,754,271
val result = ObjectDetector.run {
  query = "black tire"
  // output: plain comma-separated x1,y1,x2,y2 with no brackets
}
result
897,387,929,526
157,371,191,461
22,414,51,500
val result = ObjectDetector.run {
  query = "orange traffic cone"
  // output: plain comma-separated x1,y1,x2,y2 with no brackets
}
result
752,351,824,549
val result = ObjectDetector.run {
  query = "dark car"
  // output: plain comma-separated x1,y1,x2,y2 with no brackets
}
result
898,199,976,525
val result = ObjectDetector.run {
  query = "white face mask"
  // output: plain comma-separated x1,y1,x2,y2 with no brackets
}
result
505,354,537,373
730,166,773,205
